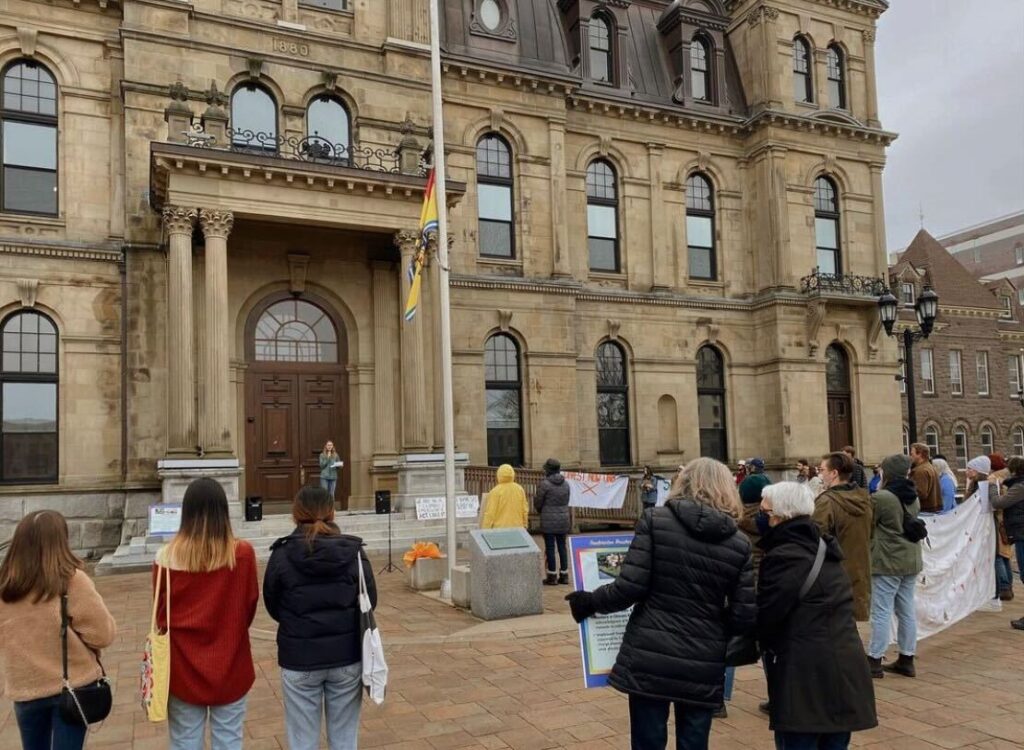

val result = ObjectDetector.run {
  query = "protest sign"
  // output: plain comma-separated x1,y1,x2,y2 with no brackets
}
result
564,472,629,510
415,495,480,521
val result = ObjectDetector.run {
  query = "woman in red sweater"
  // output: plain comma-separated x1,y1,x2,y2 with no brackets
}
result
154,478,258,750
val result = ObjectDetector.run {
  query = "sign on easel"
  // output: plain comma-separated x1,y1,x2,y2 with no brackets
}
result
415,495,480,521
148,503,182,537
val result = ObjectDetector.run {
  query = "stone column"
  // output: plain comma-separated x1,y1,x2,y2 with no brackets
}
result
862,29,880,127
198,209,234,456
869,162,888,271
372,261,400,456
395,230,430,451
549,119,572,278
163,206,197,455
748,5,782,109
648,143,670,291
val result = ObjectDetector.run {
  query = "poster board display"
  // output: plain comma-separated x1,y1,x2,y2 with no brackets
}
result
148,504,182,537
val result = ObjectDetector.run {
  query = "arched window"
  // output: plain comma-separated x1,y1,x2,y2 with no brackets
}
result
306,95,350,156
793,36,813,103
586,160,619,272
686,172,716,280
826,344,853,451
484,334,523,467
589,16,614,84
981,424,995,456
1,311,58,482
476,134,514,259
954,427,969,471
814,177,841,276
924,425,940,458
254,299,337,362
596,341,629,466
231,83,278,151
1013,426,1024,457
697,345,727,461
1,61,58,215
902,426,909,456
826,44,846,109
690,36,710,102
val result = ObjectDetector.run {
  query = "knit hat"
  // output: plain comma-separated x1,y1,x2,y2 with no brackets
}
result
748,458,765,472
543,458,561,475
989,453,1007,473
880,454,911,482
967,456,991,475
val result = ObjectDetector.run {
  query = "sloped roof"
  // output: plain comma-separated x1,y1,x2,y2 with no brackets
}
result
898,229,1001,310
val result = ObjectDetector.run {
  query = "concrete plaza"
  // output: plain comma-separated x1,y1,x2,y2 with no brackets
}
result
2,552,1023,750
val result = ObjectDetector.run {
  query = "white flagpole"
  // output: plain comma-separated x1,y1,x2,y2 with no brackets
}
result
427,0,458,591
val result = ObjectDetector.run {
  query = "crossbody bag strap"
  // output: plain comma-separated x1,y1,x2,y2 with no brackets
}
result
151,564,171,635
797,538,827,601
60,591,70,684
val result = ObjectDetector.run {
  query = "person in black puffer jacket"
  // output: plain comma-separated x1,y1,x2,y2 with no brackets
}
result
758,482,877,750
263,486,377,750
535,458,572,586
565,458,755,750
991,456,1024,631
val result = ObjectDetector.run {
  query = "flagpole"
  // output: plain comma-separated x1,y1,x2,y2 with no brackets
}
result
427,0,458,591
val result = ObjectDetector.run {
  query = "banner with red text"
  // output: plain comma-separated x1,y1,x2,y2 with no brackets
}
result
564,472,629,510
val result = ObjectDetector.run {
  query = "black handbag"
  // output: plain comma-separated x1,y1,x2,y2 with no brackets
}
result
58,592,113,727
901,505,928,542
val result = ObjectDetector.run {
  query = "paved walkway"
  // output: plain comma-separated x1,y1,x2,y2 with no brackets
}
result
2,553,1023,750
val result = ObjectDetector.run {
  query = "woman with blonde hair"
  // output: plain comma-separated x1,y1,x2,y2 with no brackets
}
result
155,477,258,750
565,458,755,750
0,511,116,750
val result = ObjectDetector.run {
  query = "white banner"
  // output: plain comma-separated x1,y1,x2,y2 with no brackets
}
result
565,472,629,510
913,489,995,641
655,477,672,507
415,495,480,521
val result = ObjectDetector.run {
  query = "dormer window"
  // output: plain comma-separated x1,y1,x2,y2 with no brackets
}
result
589,16,613,84
479,0,502,31
690,36,710,102
900,282,915,306
1001,296,1013,319
1015,243,1023,265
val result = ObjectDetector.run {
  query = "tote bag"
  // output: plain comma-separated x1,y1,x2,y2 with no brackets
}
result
357,555,388,705
140,564,171,722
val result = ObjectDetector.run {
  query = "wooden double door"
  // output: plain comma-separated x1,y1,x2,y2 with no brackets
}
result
827,394,853,452
244,366,349,513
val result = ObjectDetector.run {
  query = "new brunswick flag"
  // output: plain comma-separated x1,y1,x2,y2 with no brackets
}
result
403,169,438,322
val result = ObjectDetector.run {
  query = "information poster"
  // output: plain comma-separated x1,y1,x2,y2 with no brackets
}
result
148,503,182,537
415,495,480,521
569,532,634,688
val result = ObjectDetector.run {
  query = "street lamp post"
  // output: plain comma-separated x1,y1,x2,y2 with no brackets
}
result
878,286,939,444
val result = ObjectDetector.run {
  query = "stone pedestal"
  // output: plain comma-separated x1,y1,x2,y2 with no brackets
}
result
393,452,469,511
407,555,447,591
451,564,471,608
157,458,242,518
469,528,543,621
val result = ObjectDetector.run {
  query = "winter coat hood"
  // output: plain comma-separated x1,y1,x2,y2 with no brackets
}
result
885,477,919,505
534,473,571,535
496,464,516,483
270,528,364,574
546,473,566,486
666,497,739,543
760,516,844,562
823,483,870,517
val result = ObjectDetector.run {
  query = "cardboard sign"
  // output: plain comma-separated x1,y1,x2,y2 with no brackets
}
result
148,504,182,537
415,495,480,521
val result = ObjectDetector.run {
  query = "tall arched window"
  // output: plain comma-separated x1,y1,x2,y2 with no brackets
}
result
826,44,846,109
814,177,841,276
686,172,716,280
1013,426,1024,457
981,424,995,456
596,341,629,466
1,311,58,482
954,427,969,470
476,134,514,259
793,36,813,103
306,95,350,155
254,299,338,362
697,345,727,461
690,36,710,102
924,425,940,458
1,61,58,215
589,16,614,84
826,344,852,451
586,160,619,272
484,334,523,467
231,83,278,151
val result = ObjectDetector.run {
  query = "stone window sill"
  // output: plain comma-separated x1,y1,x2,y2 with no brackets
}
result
687,278,725,290
588,271,627,284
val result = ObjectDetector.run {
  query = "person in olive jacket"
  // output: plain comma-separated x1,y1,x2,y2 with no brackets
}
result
757,482,877,750
263,485,378,750
565,458,755,750
990,456,1024,630
534,458,572,585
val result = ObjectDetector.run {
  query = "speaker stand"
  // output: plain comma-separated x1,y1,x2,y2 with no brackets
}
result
379,509,399,574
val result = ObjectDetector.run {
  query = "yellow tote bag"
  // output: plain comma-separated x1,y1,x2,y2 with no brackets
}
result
140,564,171,722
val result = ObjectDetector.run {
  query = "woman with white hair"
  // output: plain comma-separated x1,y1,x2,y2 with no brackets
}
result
757,481,877,750
565,457,755,750
930,458,958,513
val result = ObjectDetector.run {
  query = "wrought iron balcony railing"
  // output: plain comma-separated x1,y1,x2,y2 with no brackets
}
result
184,126,406,174
800,269,888,298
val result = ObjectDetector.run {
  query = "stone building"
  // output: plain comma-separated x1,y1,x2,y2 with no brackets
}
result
0,0,899,552
890,229,1024,474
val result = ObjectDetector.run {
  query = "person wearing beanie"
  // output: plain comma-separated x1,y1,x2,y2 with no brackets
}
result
737,458,772,577
534,458,572,585
965,456,1009,601
867,454,922,679
482,464,529,530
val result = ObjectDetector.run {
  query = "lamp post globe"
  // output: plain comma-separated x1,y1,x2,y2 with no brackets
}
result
878,290,899,337
916,287,939,336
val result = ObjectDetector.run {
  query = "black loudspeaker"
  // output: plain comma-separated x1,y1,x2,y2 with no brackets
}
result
375,490,392,515
245,496,263,522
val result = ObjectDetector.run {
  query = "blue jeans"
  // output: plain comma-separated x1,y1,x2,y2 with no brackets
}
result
544,533,568,574
168,694,247,750
775,731,851,750
321,477,337,498
281,663,363,750
996,555,1013,594
628,692,714,750
723,666,735,702
13,693,87,750
868,574,917,659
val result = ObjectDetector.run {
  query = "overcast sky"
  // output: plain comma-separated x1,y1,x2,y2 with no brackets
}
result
876,0,1024,250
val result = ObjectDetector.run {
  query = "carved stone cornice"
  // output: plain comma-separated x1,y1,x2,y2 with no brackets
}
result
746,5,780,26
725,0,886,19
862,28,877,42
0,242,121,263
198,209,234,239
162,206,197,236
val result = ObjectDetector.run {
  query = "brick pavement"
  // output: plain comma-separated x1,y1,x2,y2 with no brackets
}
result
2,554,1023,750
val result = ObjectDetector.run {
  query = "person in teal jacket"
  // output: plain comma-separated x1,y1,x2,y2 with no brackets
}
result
319,440,341,499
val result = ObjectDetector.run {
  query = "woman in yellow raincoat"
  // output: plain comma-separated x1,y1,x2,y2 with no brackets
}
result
482,465,529,529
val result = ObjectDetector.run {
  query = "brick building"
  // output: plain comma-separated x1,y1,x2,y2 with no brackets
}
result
943,211,1024,285
891,229,1024,474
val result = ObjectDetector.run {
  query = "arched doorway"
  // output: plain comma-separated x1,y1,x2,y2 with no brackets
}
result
244,294,350,512
826,343,853,451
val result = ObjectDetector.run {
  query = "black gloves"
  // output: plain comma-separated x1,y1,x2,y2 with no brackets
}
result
565,590,597,623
